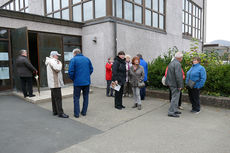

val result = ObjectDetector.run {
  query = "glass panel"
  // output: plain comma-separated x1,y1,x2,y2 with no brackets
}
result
189,2,192,13
25,8,29,13
83,1,93,21
0,42,8,51
153,0,158,11
47,14,53,17
145,0,151,8
193,16,196,27
6,5,9,10
182,11,184,23
62,9,69,20
0,29,8,39
62,0,69,8
145,9,151,26
134,5,142,23
185,12,188,24
53,0,60,11
10,2,14,10
193,5,196,16
182,0,184,10
25,0,28,7
73,0,81,4
95,0,106,18
20,0,24,9
182,24,184,33
188,26,191,34
54,12,61,18
196,7,199,17
185,0,188,11
189,14,191,25
159,0,164,13
185,25,188,33
73,5,82,22
199,9,201,18
63,36,81,44
46,0,52,13
134,0,142,4
124,1,133,21
153,12,158,28
159,15,164,29
196,18,199,28
116,0,122,18
112,0,114,16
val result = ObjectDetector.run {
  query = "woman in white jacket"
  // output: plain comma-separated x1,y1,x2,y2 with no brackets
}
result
45,51,69,118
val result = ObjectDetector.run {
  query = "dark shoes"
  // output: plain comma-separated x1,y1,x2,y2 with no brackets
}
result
58,113,69,118
121,105,126,108
24,94,29,98
168,114,180,118
81,112,86,116
138,104,142,110
115,106,122,110
175,111,182,114
53,112,58,116
74,115,79,118
132,103,137,108
191,110,200,114
29,94,36,97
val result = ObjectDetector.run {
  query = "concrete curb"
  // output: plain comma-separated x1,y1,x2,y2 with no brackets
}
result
146,89,230,109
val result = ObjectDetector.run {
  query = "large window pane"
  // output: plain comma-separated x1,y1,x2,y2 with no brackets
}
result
153,12,158,28
189,2,192,13
145,9,151,26
134,0,142,5
73,5,82,22
182,24,185,33
153,0,158,11
159,0,164,13
54,11,61,18
145,0,151,8
83,1,93,21
62,0,69,8
10,2,14,10
134,5,142,23
0,29,8,39
116,0,122,18
15,0,19,11
25,0,28,7
46,0,52,13
73,0,81,4
95,0,106,18
53,0,60,11
20,0,24,9
159,15,164,29
124,1,133,21
62,9,69,20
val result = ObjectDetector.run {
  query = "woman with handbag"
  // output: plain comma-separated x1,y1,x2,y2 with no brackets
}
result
129,56,145,110
185,57,206,114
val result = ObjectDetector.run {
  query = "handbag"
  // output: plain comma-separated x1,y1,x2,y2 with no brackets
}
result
162,76,166,86
138,81,145,88
186,67,196,89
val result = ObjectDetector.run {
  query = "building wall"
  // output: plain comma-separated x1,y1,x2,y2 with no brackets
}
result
0,17,82,36
116,0,204,62
28,0,45,16
82,22,115,87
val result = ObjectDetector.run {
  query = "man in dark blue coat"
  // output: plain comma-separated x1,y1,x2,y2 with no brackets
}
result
68,48,93,118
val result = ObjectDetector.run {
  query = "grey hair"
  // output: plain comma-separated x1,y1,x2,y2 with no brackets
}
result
72,48,81,55
19,49,27,55
175,52,183,58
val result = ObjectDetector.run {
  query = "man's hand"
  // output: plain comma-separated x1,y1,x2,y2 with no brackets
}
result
115,81,118,85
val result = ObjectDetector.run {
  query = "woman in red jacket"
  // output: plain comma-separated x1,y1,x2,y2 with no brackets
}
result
105,57,114,97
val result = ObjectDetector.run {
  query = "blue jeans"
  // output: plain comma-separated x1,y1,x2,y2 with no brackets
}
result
74,85,90,116
140,81,147,100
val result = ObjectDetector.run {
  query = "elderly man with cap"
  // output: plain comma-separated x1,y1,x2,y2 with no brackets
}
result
165,52,184,118
45,51,69,118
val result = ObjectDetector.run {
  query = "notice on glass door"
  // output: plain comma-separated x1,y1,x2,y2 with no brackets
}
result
0,67,9,79
0,53,9,61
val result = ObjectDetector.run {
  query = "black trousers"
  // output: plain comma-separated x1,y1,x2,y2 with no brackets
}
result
188,88,200,111
20,77,33,97
106,80,114,96
169,89,182,107
114,85,124,108
51,88,64,115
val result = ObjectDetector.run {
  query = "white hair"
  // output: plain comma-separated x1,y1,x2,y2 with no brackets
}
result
72,48,81,55
175,52,183,58
125,54,131,59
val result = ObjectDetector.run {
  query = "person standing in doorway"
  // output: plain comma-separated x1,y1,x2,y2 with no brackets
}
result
112,51,126,110
45,51,69,118
165,52,184,118
105,57,114,97
68,48,94,118
16,49,37,98
137,54,148,100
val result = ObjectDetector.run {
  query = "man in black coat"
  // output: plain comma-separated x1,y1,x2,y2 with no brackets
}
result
112,51,126,110
16,49,37,98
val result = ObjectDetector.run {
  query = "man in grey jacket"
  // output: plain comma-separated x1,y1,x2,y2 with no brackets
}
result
165,52,184,117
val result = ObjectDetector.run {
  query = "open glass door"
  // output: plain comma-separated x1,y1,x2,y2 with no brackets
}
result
11,27,29,91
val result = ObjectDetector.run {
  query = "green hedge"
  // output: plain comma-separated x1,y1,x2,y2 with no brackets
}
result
147,40,230,97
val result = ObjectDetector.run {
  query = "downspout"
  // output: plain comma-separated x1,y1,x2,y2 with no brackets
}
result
202,0,206,52
113,0,117,57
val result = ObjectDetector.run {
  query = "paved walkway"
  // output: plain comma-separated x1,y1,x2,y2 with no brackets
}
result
1,87,230,153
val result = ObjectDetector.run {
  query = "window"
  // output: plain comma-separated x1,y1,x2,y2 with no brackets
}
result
0,0,29,12
182,0,202,40
114,0,165,30
45,0,106,22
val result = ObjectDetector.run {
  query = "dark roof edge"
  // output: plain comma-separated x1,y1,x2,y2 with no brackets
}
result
0,9,83,28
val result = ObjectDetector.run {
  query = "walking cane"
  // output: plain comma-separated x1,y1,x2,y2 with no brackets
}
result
35,75,40,96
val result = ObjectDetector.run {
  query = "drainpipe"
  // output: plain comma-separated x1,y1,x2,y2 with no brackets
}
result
114,20,117,57
202,0,206,52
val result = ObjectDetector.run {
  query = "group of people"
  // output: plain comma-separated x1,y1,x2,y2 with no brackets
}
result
16,49,206,119
165,52,206,117
105,51,148,110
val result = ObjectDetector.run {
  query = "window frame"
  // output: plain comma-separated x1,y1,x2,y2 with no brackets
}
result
0,0,29,13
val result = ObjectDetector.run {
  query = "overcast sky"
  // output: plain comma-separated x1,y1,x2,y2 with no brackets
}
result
206,0,230,43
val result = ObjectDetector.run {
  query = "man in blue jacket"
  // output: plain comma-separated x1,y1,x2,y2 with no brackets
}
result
68,48,93,118
137,54,148,100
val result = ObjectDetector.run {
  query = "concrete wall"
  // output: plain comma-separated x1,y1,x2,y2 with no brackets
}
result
0,17,82,36
82,22,115,87
116,0,204,62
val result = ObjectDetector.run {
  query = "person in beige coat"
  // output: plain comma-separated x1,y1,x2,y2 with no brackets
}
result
129,56,145,110
45,51,69,118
